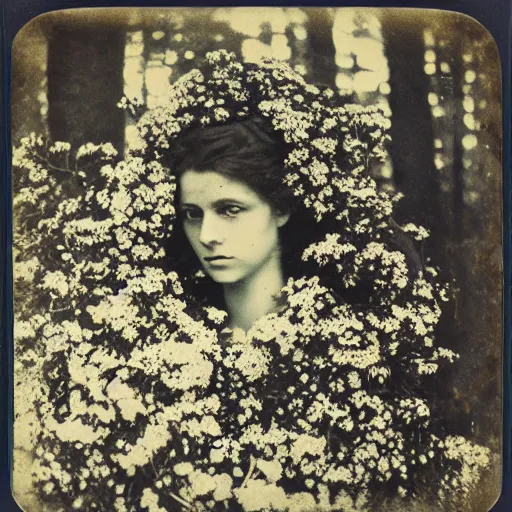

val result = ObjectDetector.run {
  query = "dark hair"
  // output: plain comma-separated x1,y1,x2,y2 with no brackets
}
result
170,116,294,213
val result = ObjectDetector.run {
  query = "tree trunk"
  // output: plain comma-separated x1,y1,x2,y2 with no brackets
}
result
47,20,125,153
380,11,445,240
302,8,337,89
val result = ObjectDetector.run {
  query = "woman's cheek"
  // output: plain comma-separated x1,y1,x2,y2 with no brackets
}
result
240,217,267,245
184,224,200,252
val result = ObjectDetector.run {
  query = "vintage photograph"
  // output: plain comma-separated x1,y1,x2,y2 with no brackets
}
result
11,7,502,512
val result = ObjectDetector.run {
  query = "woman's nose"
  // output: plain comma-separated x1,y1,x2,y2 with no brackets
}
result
199,213,223,247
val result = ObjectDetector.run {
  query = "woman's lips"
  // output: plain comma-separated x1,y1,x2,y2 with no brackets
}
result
204,255,232,260
204,256,233,263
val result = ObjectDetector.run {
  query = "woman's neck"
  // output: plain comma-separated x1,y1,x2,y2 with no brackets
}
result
224,254,284,332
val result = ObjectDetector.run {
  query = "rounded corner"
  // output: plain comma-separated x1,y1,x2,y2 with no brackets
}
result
11,449,38,512
12,8,73,54
12,11,49,53
444,10,501,63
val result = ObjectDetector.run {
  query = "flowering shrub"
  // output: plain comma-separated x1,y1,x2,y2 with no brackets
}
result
13,50,492,511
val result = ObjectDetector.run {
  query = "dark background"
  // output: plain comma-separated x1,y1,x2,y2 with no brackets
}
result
1,1,511,511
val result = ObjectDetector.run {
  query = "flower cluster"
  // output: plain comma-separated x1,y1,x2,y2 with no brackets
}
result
13,50,491,511
133,50,392,227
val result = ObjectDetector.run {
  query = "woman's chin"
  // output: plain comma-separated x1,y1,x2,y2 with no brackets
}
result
205,269,244,284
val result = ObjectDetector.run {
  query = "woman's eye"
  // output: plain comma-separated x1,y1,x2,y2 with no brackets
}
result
182,209,202,221
220,205,244,217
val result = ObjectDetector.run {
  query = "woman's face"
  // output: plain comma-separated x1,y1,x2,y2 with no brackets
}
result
179,169,289,285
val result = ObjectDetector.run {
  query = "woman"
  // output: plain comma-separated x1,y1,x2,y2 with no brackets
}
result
18,50,494,512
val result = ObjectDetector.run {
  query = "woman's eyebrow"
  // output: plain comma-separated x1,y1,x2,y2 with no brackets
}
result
180,198,247,209
211,198,246,207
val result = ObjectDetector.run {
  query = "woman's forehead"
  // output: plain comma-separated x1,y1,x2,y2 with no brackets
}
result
179,169,261,204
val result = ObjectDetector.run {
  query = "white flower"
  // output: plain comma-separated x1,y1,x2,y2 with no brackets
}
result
113,415,173,471
256,459,283,483
41,270,69,296
402,223,430,241
235,480,288,512
290,434,326,463
76,142,117,160
106,377,147,422
226,344,272,382
311,137,337,154
205,307,228,324
140,488,166,512
302,233,357,265
347,372,362,389
43,416,107,444
49,141,71,153
303,159,330,187
214,107,230,121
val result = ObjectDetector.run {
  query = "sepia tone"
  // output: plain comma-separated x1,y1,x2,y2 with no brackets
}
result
11,7,502,512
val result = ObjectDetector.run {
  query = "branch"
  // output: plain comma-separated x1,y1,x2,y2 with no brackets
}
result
241,455,257,488
169,491,194,510
38,156,74,175
150,457,160,478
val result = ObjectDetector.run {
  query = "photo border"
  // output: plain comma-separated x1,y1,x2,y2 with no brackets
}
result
1,1,510,511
